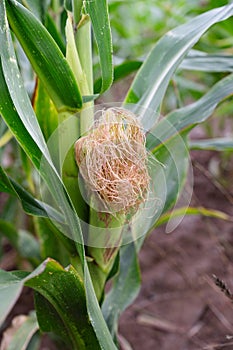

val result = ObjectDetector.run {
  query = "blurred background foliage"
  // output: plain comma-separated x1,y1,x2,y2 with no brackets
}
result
109,0,233,59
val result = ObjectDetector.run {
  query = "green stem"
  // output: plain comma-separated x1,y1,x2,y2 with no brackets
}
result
64,6,118,302
75,16,93,95
58,111,88,221
58,12,94,220
75,16,94,134
66,13,93,134
87,210,125,301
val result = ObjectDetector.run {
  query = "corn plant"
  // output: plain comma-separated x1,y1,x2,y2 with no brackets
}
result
0,1,233,349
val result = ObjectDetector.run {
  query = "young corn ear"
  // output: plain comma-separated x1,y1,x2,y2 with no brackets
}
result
75,107,150,215
75,108,150,300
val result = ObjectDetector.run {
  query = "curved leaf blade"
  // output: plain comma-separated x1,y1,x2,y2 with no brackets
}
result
0,263,49,329
0,271,24,327
155,206,232,228
94,60,142,94
102,243,141,338
45,13,66,55
105,51,233,91
33,78,58,141
25,259,101,350
4,312,39,350
0,166,15,196
105,51,233,92
0,220,40,261
0,129,13,147
0,60,44,168
21,0,49,21
147,73,233,151
189,137,233,151
154,135,190,215
0,165,64,222
125,4,233,115
6,0,82,112
181,50,233,72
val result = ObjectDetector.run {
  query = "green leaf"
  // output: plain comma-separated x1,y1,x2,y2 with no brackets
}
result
82,94,99,103
21,0,49,22
0,3,117,347
102,51,233,93
14,38,35,97
0,13,49,167
154,134,189,214
33,78,58,141
0,11,64,221
4,312,39,350
65,13,90,97
0,129,13,147
0,166,15,196
25,259,101,350
181,50,233,72
26,333,41,350
0,220,41,261
73,0,84,25
147,73,233,151
18,230,40,261
84,263,118,349
102,242,141,338
155,206,232,228
0,118,8,143
12,180,64,223
0,270,24,327
0,165,64,223
20,147,34,193
0,169,75,256
94,60,142,93
100,51,233,97
45,13,66,54
0,264,44,329
34,217,71,265
0,196,18,223
6,0,82,112
84,0,113,93
34,292,70,348
189,137,233,151
0,220,22,249
64,0,72,12
0,260,104,349
125,3,233,116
